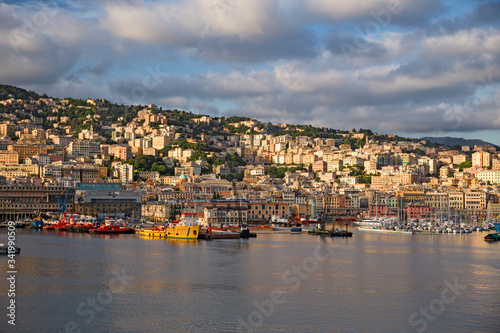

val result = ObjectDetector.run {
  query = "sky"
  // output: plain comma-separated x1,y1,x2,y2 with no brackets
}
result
1,0,499,145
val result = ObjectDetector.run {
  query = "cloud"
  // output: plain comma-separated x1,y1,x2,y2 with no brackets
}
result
428,1,500,36
102,0,296,42
305,0,443,26
100,0,318,62
0,0,499,143
0,2,102,85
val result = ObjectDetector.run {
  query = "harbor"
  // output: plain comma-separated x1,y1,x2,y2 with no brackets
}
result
2,227,499,333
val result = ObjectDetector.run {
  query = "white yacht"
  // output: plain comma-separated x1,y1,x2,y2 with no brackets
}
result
353,218,381,227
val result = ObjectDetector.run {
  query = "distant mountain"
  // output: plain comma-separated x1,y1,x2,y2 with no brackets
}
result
422,136,498,148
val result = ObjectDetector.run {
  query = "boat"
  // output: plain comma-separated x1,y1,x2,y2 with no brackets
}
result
484,223,500,242
164,213,201,240
139,225,167,237
358,227,414,235
1,243,20,255
43,220,68,231
30,212,45,229
14,221,26,229
239,227,257,238
199,229,240,239
89,222,135,234
290,227,302,233
352,218,381,227
329,230,353,237
308,228,353,238
71,223,97,233
484,233,500,242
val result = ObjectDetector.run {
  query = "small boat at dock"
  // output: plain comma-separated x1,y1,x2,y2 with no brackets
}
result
239,227,257,238
484,223,500,242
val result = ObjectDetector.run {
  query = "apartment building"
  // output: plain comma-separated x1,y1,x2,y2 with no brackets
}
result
0,150,19,164
472,151,491,168
248,203,289,222
448,192,464,210
8,143,48,160
68,141,100,158
464,191,487,210
477,170,500,184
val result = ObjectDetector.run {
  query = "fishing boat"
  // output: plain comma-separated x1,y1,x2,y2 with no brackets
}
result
164,213,201,240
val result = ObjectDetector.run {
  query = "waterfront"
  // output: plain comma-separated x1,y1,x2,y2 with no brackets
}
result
1,229,500,332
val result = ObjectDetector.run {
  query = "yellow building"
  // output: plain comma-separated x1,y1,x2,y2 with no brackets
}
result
0,164,40,177
248,203,289,223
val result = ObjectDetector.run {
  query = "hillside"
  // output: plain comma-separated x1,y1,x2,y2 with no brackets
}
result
1,83,495,150
0,84,40,100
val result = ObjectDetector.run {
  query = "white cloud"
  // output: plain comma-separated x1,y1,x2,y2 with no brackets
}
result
101,0,289,45
422,29,500,59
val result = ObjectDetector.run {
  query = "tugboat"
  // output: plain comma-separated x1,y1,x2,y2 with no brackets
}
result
239,226,257,238
89,221,134,234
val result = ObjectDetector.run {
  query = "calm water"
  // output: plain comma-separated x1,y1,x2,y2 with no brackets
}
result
1,228,499,333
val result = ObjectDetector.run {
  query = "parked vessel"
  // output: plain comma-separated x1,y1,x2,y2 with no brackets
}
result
352,218,381,227
139,225,167,237
89,221,134,234
1,243,20,255
239,227,257,238
358,227,414,235
484,223,500,242
164,213,201,240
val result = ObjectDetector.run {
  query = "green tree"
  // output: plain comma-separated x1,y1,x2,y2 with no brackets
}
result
457,161,472,169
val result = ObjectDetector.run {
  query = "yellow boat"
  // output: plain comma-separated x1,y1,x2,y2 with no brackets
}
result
165,225,201,239
140,228,167,237
165,213,201,240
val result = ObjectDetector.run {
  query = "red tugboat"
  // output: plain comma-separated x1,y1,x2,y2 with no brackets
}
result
89,221,135,234
44,187,72,231
72,222,97,233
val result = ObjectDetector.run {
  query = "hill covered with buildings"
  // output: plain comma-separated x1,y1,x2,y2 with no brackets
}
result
0,84,499,224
